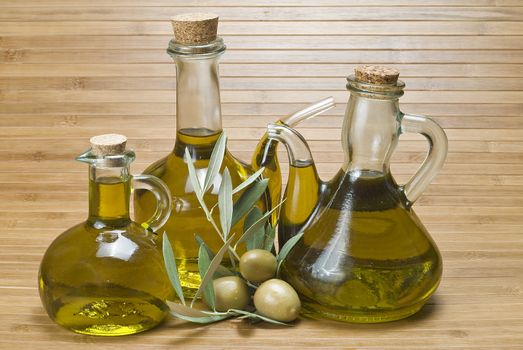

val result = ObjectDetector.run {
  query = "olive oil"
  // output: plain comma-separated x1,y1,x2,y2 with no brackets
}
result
280,169,442,323
268,65,447,323
89,177,129,223
39,183,172,335
135,128,267,294
252,133,281,227
143,15,334,297
252,97,337,227
39,136,173,336
278,163,325,245
45,284,167,336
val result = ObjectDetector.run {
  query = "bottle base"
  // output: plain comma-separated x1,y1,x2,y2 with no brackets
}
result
50,295,167,336
300,300,427,323
69,322,160,336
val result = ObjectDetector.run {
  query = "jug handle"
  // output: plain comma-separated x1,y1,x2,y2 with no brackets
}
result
400,113,448,206
132,175,172,233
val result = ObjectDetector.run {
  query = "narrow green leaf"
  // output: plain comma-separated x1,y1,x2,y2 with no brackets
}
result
185,147,213,220
276,232,304,275
228,309,290,326
214,265,235,278
231,179,269,227
195,234,215,259
170,310,231,324
277,231,304,263
162,233,185,306
203,132,227,193
244,208,264,250
218,168,233,238
235,202,283,251
192,234,236,306
232,167,265,195
184,147,203,201
167,301,212,318
198,245,216,310
194,235,232,279
263,224,276,252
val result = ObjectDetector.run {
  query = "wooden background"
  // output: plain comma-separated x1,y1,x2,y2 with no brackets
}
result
1,1,522,349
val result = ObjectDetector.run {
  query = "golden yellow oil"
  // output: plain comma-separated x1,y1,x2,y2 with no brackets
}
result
39,176,172,336
251,122,283,227
135,128,269,296
280,167,442,323
44,284,167,336
89,177,129,224
278,162,324,245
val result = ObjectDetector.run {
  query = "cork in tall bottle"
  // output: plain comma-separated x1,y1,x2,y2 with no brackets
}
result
170,13,219,44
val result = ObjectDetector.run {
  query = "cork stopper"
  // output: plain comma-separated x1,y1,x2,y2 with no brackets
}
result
90,134,127,157
355,65,400,85
171,13,219,44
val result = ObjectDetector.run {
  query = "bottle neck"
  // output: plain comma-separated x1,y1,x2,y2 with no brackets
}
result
342,94,401,174
87,165,131,228
174,52,223,135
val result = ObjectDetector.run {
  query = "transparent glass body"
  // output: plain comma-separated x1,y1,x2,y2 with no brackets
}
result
268,75,448,323
39,150,173,336
134,37,334,296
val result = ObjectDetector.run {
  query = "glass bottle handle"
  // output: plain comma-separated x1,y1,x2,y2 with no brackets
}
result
400,113,448,205
131,175,172,232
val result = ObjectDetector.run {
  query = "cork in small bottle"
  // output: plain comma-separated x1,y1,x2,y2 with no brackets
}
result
90,134,127,157
170,13,219,44
355,65,400,85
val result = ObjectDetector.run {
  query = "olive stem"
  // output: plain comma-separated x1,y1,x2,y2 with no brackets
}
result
246,281,258,289
196,193,241,261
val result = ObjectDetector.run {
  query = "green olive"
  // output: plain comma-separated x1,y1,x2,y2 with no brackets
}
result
253,279,301,322
210,276,250,312
239,249,277,283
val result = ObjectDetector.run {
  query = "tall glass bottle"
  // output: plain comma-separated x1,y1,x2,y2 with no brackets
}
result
135,14,335,296
134,14,265,295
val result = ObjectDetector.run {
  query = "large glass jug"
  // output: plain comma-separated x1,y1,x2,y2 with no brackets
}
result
268,65,448,323
134,13,334,296
39,134,173,336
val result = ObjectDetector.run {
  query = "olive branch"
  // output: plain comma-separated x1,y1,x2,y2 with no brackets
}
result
162,132,303,325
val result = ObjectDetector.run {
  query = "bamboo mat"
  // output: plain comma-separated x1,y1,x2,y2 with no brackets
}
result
1,1,522,349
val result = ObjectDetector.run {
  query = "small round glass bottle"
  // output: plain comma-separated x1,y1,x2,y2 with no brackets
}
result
39,134,173,336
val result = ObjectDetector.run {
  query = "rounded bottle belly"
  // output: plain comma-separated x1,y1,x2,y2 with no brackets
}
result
48,284,168,336
39,223,172,335
281,205,442,323
135,132,270,295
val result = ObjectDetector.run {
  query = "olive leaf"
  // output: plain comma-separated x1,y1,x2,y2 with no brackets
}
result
203,132,226,193
228,309,290,326
167,301,213,318
263,224,276,252
194,235,235,278
232,167,265,195
243,208,264,250
234,203,282,251
198,244,216,310
170,310,231,324
231,179,269,227
191,234,236,307
162,233,185,306
276,231,304,275
218,168,233,238
195,234,215,259
213,265,235,278
184,148,204,203
185,147,214,221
